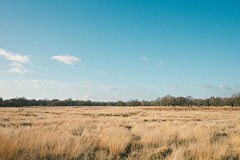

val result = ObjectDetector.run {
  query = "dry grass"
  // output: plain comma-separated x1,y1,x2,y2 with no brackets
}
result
1,106,240,159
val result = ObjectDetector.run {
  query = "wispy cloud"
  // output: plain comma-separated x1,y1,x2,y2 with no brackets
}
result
167,85,178,88
0,49,32,74
141,57,148,61
43,79,69,86
99,70,108,74
83,95,94,99
203,84,214,88
218,85,231,90
9,62,24,68
122,87,127,89
31,80,38,83
0,85,3,88
99,85,116,90
0,48,30,63
157,61,164,66
51,54,81,65
29,84,39,88
0,68,29,74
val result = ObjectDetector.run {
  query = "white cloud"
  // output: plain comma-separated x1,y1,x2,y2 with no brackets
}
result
9,62,24,68
83,95,94,99
122,87,127,89
99,85,116,90
0,68,29,74
203,84,214,88
18,88,24,91
47,80,69,86
51,54,81,65
167,85,178,88
0,85,3,88
0,48,30,63
0,49,32,74
99,70,108,74
218,85,231,90
31,80,38,83
157,61,164,66
141,57,148,61
29,84,39,88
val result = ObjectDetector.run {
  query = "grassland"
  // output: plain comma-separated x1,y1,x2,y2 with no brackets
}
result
1,106,240,160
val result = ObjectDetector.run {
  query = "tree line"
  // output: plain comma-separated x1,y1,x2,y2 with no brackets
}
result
0,93,240,107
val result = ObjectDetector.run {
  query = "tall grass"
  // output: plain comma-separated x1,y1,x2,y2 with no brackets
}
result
0,106,240,159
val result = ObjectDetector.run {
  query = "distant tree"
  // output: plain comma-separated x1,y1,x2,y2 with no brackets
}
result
67,98,74,106
100,102,107,106
169,97,177,106
29,99,38,106
204,99,210,107
209,97,221,107
231,93,240,107
47,99,60,106
176,97,185,106
140,100,150,106
127,99,140,107
0,97,3,107
149,100,154,106
193,99,204,107
186,96,194,107
85,100,92,106
39,99,48,106
75,100,85,107
116,101,126,107
16,97,28,107
106,101,115,106
127,100,133,106
161,95,172,107
154,97,162,106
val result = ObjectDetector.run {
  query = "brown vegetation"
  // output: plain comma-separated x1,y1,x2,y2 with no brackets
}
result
1,106,240,159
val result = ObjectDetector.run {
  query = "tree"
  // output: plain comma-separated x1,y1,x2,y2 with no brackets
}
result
161,95,172,107
127,99,140,107
75,100,85,107
67,98,74,106
224,98,234,107
16,97,28,107
29,99,38,106
204,99,210,107
116,101,126,107
154,97,162,106
176,97,186,107
231,93,240,107
186,96,194,107
209,97,221,107
140,100,150,106
0,97,3,107
47,99,60,106
193,99,204,107
106,101,115,106
100,102,107,106
169,97,177,106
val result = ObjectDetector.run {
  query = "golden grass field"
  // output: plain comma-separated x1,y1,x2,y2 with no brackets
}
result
1,106,240,160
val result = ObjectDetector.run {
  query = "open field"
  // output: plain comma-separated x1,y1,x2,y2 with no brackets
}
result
1,106,240,160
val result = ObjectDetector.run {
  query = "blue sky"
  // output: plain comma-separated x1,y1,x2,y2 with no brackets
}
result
0,0,239,101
